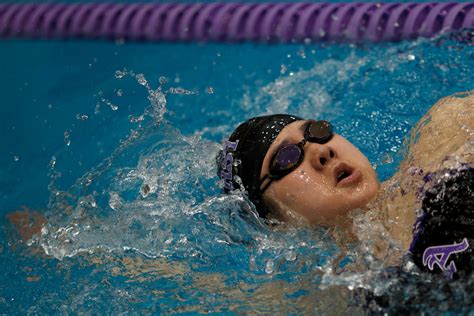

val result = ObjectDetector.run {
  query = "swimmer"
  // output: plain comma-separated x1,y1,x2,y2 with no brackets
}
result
217,91,474,279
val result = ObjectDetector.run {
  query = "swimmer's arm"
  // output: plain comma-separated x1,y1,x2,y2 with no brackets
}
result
378,92,474,254
402,91,474,172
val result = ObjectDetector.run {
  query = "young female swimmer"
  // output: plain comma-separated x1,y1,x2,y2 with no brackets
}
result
217,91,473,278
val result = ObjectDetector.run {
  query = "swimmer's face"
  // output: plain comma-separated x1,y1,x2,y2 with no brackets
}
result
260,120,380,226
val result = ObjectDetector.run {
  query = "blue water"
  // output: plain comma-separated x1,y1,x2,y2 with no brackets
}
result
0,29,473,313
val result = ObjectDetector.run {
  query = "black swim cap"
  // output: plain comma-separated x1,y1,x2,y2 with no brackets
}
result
409,167,473,279
216,114,303,217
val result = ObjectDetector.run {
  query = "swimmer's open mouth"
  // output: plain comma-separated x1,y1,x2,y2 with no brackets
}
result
334,163,356,186
337,170,351,182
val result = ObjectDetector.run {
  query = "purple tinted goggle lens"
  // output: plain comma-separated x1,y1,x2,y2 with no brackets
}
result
259,120,333,194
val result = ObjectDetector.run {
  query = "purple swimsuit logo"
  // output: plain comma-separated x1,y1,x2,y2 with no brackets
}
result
220,140,239,191
422,238,469,279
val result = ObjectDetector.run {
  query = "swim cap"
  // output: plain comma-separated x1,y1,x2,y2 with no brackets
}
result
409,167,473,279
217,114,303,217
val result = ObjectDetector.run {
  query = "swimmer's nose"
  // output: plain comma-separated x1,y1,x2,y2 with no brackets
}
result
308,144,336,171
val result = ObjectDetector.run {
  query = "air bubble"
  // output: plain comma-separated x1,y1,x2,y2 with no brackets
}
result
116,89,123,97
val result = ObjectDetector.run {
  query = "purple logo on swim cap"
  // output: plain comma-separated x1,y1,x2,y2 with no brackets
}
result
422,238,469,279
220,140,239,191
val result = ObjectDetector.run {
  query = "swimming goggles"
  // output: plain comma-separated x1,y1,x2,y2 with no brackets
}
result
259,120,334,194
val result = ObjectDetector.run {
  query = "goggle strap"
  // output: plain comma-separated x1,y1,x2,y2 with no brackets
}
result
259,174,273,194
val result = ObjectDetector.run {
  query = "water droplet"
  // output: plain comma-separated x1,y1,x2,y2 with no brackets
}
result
319,29,326,37
168,87,197,95
159,76,168,85
76,114,89,121
135,74,147,86
297,49,306,59
141,184,150,198
394,22,400,28
64,131,71,146
265,259,274,274
206,86,214,94
13,155,19,162
115,70,126,79
109,192,122,211
129,115,145,123
49,156,56,169
285,250,297,261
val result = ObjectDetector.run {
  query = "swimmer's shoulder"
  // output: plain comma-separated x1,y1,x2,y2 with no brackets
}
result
404,91,474,172
367,92,474,256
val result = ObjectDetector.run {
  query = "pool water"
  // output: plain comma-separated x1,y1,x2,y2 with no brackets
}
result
0,29,473,313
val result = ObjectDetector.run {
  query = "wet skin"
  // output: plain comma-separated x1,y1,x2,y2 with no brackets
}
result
260,120,380,226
